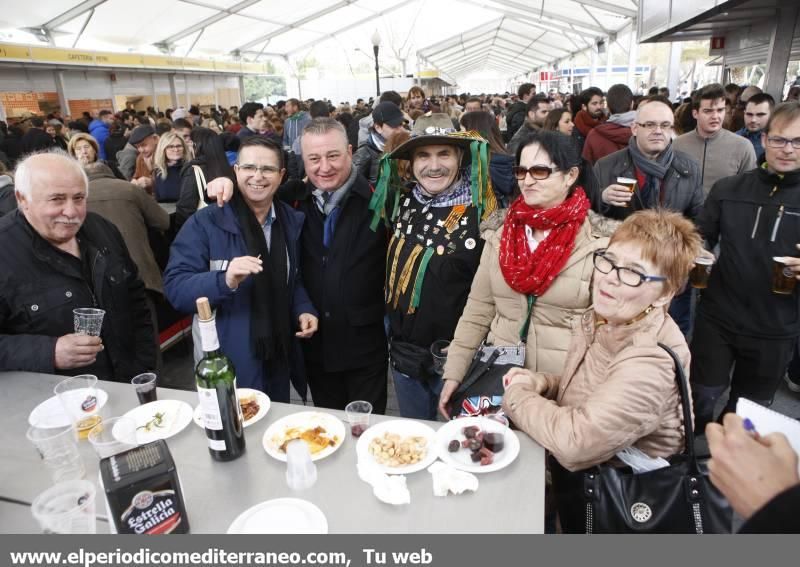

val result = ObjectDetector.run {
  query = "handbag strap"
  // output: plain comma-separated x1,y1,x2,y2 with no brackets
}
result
519,295,536,342
193,165,208,210
657,342,699,468
457,347,501,394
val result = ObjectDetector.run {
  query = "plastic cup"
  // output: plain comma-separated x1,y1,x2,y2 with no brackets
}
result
690,257,714,289
772,257,797,295
31,479,97,534
481,413,509,453
285,440,318,491
616,177,636,207
430,339,451,375
26,423,85,483
54,375,102,440
73,308,105,337
88,416,138,459
345,400,372,437
131,372,158,405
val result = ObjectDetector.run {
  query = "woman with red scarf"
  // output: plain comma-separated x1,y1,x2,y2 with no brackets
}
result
438,130,614,418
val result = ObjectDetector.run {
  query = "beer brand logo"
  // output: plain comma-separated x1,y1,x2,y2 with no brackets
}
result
783,267,794,278
81,395,97,412
132,491,154,510
630,502,652,523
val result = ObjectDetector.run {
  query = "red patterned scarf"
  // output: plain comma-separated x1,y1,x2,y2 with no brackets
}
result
499,188,590,297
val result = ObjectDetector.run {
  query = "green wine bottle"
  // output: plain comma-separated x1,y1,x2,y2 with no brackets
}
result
195,297,245,461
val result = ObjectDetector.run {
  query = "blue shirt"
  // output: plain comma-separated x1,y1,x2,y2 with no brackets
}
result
736,127,765,161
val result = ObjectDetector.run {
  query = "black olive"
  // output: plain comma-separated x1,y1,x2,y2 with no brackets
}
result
448,439,460,452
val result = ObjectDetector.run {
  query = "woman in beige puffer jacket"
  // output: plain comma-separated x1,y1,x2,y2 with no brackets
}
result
439,130,615,417
502,210,701,477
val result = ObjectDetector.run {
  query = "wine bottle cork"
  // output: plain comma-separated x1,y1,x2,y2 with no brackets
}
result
196,297,213,321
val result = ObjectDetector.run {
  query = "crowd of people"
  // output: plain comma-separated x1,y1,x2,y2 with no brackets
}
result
1,79,800,533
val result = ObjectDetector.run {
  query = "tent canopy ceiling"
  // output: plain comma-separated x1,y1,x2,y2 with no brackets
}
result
0,0,636,78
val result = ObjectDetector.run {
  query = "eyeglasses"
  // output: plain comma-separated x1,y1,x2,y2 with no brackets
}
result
593,250,667,287
236,164,281,175
165,144,184,151
635,122,674,131
765,136,800,149
512,165,560,181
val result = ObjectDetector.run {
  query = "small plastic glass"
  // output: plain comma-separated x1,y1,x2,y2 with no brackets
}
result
31,479,97,534
345,400,372,438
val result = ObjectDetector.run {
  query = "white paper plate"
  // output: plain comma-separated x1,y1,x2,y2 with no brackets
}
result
192,388,270,429
262,411,345,462
28,389,109,429
227,498,328,534
356,419,439,475
434,416,520,474
120,400,194,445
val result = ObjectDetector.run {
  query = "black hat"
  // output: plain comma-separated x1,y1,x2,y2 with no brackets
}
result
128,125,156,145
388,113,474,161
372,102,404,127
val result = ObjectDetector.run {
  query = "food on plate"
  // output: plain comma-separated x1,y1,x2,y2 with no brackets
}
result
368,432,428,467
450,423,504,466
238,393,260,422
138,412,166,432
275,426,339,455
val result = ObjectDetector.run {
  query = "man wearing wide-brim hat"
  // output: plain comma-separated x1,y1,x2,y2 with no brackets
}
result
368,113,497,420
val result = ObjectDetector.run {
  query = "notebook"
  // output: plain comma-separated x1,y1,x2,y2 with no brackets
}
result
736,398,800,473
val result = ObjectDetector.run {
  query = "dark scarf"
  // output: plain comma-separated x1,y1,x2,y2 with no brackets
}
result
230,192,291,365
628,136,675,208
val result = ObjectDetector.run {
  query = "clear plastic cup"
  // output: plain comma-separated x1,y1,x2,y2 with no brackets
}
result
54,375,102,440
345,400,372,438
481,413,509,453
88,416,138,459
73,308,105,336
430,339,451,375
26,423,85,483
285,440,317,491
131,372,158,405
31,479,97,534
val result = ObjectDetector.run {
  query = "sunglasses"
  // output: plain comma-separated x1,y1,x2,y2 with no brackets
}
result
512,165,560,181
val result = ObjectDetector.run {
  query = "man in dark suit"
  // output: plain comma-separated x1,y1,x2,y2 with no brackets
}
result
292,117,388,412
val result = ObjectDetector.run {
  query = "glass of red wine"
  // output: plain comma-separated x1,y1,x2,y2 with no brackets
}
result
345,400,372,438
481,413,508,453
131,373,158,405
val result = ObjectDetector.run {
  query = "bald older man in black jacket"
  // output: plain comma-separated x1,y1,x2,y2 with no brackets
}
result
0,152,156,381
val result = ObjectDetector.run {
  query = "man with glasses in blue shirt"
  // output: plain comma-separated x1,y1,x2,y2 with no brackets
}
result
593,96,705,335
164,137,318,402
691,102,800,431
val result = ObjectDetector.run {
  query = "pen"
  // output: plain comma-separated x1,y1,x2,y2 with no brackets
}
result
743,418,758,437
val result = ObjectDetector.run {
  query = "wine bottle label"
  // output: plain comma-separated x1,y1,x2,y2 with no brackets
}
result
197,318,220,352
197,386,223,431
208,438,226,451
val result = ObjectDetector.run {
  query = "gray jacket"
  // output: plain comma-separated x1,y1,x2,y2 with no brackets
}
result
0,175,15,217
506,122,540,157
116,143,138,181
673,128,757,195
592,146,705,222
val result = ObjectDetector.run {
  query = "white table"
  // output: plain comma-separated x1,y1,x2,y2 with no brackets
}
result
0,371,545,533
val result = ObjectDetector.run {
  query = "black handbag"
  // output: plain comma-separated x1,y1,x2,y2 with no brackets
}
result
447,342,525,418
550,343,733,534
448,296,535,418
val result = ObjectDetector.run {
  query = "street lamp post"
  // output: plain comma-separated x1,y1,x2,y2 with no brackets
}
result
371,30,381,97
